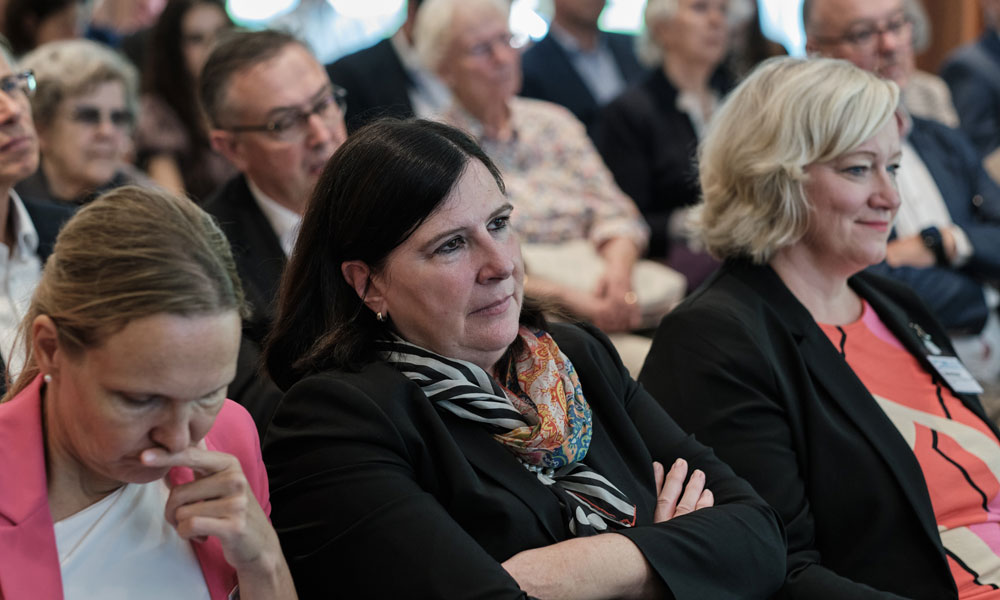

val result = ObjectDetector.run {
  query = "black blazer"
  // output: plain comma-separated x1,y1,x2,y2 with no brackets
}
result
263,322,786,599
595,68,730,257
202,174,285,344
639,260,1000,599
325,38,414,132
520,32,644,138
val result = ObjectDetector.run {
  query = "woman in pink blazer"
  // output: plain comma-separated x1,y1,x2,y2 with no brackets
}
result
0,187,295,600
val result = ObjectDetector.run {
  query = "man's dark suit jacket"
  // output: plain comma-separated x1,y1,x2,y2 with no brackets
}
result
866,116,1000,334
203,174,285,343
326,37,414,132
941,32,1000,158
264,322,786,599
520,32,643,138
595,68,730,257
640,260,1000,599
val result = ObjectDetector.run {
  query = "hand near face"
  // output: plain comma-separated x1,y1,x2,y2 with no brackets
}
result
141,445,287,578
652,459,714,522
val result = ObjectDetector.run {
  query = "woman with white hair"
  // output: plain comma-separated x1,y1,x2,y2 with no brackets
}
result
596,0,729,286
15,39,153,207
641,56,1000,598
414,0,685,348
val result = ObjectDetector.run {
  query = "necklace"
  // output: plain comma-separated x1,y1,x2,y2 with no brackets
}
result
519,459,556,477
56,484,129,566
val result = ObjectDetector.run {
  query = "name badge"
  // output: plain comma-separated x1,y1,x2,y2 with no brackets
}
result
927,355,985,395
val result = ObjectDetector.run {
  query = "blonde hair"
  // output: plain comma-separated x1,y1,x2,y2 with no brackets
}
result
19,39,139,130
4,186,247,399
694,56,900,263
413,0,510,74
638,0,680,67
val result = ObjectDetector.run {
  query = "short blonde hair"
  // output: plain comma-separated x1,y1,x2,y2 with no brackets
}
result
694,56,900,263
19,39,139,130
413,0,509,74
638,0,679,67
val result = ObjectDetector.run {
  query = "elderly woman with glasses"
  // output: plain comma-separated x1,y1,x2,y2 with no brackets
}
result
413,0,685,364
641,56,1000,599
15,39,154,207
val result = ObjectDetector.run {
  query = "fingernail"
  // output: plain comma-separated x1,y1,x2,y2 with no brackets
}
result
672,458,686,470
693,469,704,479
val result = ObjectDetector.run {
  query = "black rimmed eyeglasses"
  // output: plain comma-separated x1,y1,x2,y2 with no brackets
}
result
225,84,347,142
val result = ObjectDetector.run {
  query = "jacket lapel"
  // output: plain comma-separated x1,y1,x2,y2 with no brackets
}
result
441,412,564,544
731,263,944,551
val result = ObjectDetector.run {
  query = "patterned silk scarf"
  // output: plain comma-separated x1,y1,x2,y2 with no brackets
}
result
377,326,637,536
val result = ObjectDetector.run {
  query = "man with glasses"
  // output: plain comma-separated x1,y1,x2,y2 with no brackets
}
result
0,45,73,394
200,29,347,344
806,0,1000,386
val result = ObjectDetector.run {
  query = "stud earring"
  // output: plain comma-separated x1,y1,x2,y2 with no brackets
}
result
43,373,52,384
376,311,387,322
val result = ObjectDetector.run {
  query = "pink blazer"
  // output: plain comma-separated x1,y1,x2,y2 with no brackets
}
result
0,375,271,600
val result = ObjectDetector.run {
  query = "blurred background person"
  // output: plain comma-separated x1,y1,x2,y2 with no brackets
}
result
136,0,235,200
806,0,1000,390
0,186,296,599
520,0,644,140
15,39,153,207
642,56,1000,599
0,40,73,395
326,0,450,131
3,0,81,56
901,0,959,127
723,0,785,79
942,0,1000,179
415,0,684,372
596,0,731,291
262,117,786,598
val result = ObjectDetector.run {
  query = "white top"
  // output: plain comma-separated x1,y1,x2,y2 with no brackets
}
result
894,139,973,266
247,178,301,257
390,30,452,118
0,190,41,375
54,480,212,600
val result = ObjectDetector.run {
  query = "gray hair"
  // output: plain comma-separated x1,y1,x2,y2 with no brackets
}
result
20,39,139,131
638,0,679,67
694,56,900,263
413,0,510,74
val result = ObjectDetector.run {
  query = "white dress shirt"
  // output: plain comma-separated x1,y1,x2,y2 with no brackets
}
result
0,190,42,375
247,179,301,257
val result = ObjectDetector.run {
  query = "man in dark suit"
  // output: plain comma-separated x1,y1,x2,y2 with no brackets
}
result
806,0,1000,381
198,30,347,433
325,0,449,131
200,29,347,342
941,0,1000,163
520,0,644,139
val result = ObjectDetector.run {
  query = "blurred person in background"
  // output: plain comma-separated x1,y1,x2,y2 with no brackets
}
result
520,0,644,139
596,0,731,291
942,0,1000,179
136,0,235,200
4,0,81,56
901,0,959,127
15,39,153,208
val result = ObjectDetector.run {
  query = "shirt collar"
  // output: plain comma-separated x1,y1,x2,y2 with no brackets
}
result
548,23,606,56
246,178,301,256
7,190,39,258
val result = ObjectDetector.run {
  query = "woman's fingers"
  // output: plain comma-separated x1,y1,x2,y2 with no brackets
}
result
673,469,706,517
653,458,688,523
695,489,715,511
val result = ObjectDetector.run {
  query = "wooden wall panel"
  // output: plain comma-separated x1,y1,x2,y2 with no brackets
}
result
917,0,983,72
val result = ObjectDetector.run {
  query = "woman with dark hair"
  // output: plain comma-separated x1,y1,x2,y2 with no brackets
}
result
3,0,81,56
262,118,785,599
135,0,234,200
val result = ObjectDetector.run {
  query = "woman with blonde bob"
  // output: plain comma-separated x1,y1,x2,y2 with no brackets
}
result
0,187,296,599
641,56,1000,598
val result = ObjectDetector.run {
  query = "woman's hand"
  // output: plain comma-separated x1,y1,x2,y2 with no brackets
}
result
652,459,714,522
142,446,297,599
593,268,641,332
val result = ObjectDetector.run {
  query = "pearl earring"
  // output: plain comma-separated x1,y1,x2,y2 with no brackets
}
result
43,373,52,384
